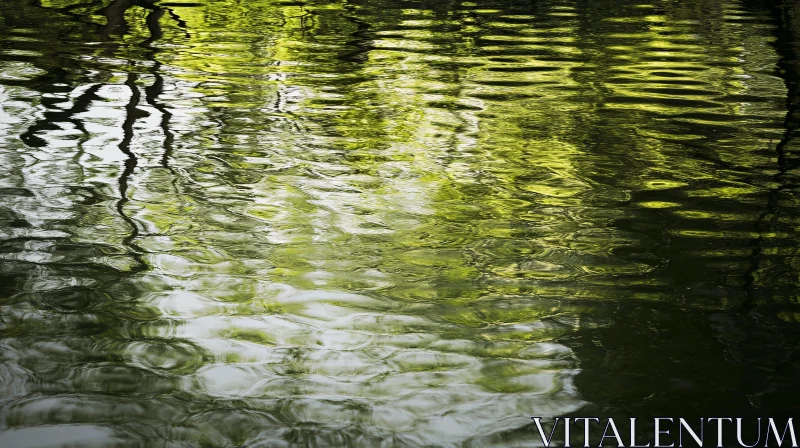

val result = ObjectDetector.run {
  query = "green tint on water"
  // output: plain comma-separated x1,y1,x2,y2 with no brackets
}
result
1,0,800,446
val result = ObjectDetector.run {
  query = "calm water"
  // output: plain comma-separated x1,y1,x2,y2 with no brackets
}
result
1,0,800,446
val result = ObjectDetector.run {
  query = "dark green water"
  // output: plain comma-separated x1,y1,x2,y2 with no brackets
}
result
1,0,800,446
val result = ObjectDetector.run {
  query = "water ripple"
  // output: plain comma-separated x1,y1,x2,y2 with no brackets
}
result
1,0,799,446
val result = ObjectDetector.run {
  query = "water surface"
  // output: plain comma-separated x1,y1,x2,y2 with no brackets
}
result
1,0,800,446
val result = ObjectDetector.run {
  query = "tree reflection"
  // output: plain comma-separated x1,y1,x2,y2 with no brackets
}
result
1,0,800,445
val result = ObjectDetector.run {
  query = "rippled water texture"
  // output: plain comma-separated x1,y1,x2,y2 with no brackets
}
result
1,0,800,446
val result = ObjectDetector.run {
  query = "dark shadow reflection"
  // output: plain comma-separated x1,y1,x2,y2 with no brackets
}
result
553,2,800,445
